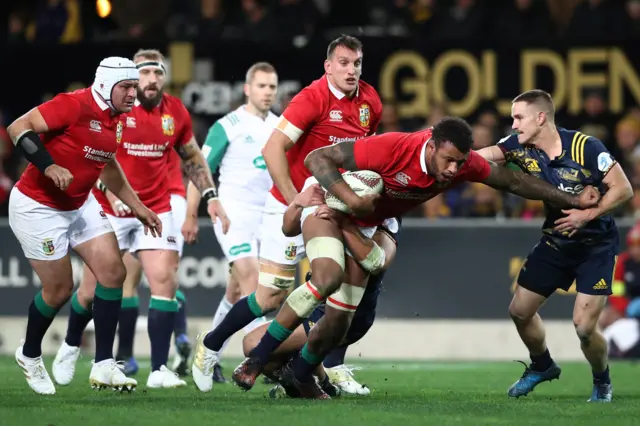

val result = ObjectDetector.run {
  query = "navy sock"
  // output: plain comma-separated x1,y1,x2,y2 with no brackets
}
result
174,290,187,336
93,283,123,363
204,293,263,351
23,291,60,358
248,320,293,365
593,365,611,384
323,345,348,369
148,297,178,371
530,348,553,372
65,292,93,347
116,297,139,360
292,343,323,383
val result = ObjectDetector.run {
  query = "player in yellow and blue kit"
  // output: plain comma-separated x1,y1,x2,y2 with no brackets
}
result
478,90,633,402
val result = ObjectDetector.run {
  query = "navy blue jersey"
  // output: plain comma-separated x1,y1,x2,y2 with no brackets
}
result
498,128,618,251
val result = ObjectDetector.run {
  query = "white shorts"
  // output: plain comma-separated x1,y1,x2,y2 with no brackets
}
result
258,193,306,266
299,177,399,258
108,211,178,253
170,194,187,257
9,187,114,261
214,199,264,263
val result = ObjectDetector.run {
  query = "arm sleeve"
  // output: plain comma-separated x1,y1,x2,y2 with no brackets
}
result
353,134,397,174
582,135,617,182
200,121,230,174
36,93,82,133
276,88,321,143
177,103,194,146
465,151,492,182
496,134,521,160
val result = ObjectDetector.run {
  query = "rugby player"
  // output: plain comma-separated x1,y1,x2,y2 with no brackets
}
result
181,62,282,383
234,116,601,398
8,57,161,394
51,49,229,389
191,34,383,393
477,90,632,402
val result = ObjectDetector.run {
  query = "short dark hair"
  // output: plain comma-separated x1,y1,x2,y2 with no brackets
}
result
431,117,474,153
512,89,555,121
327,35,363,59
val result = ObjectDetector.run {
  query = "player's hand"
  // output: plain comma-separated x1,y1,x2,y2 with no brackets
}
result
106,191,132,216
576,185,600,209
208,199,230,234
553,208,596,238
134,206,163,238
44,165,74,191
314,204,347,225
182,215,199,244
294,184,325,208
350,194,380,217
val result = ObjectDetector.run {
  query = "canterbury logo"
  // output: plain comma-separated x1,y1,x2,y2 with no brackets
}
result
593,279,608,290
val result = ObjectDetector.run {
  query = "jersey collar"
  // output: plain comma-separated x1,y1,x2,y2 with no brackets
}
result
91,86,109,111
327,76,359,100
420,140,429,174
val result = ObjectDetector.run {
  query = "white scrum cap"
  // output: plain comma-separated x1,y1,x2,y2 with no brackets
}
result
93,56,139,110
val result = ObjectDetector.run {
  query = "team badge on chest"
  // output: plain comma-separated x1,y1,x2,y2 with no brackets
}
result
359,103,370,128
116,121,123,144
162,114,175,136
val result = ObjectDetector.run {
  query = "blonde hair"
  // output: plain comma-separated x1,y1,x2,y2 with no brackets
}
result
245,62,277,83
133,49,165,63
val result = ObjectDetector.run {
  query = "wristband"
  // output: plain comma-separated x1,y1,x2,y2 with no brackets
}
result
15,130,55,173
202,187,218,203
97,179,108,194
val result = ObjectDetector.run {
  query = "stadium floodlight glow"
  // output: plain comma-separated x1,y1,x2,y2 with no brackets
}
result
96,0,112,18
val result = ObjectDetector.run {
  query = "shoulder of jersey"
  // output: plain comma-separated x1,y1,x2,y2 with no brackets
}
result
497,133,518,145
561,128,598,166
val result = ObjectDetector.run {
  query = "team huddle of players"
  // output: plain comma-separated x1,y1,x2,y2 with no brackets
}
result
7,35,631,403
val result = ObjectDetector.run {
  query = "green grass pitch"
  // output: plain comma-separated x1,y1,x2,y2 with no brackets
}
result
1,357,638,426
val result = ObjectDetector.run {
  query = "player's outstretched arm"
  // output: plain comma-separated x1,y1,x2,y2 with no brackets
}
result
304,142,377,216
481,162,598,209
575,163,632,219
262,130,298,204
476,145,507,165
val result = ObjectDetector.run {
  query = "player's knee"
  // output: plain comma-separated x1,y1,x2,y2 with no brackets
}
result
94,258,126,288
76,282,96,305
573,314,598,343
508,301,535,323
42,281,74,307
309,266,344,297
255,285,287,313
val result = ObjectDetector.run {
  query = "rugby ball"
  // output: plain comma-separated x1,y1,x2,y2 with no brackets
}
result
325,170,384,213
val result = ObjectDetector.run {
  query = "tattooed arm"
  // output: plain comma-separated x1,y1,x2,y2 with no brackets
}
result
481,162,598,209
175,137,217,197
304,142,377,217
176,137,230,233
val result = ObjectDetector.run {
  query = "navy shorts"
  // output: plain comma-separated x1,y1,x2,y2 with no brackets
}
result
517,238,617,298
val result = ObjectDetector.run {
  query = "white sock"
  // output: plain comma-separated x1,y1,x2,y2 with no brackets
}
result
211,297,233,360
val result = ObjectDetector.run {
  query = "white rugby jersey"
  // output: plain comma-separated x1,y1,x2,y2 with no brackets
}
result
202,105,279,207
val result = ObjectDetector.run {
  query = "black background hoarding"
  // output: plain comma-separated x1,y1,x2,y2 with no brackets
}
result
3,40,639,125
0,219,634,319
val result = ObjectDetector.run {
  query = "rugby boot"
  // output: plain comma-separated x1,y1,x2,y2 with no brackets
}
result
15,344,56,395
52,341,81,385
232,356,263,391
588,380,613,402
508,360,561,398
325,364,370,395
191,333,220,392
